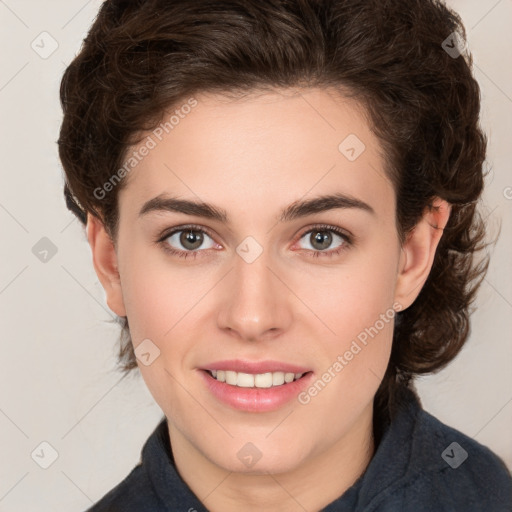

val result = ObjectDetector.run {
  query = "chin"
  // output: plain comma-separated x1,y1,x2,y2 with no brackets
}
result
204,437,311,475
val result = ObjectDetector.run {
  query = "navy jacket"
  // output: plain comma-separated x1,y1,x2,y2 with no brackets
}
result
86,388,512,511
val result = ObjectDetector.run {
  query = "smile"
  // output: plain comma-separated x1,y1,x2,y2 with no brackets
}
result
200,365,314,412
207,370,306,388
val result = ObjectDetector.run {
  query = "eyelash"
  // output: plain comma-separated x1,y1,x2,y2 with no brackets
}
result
156,223,353,260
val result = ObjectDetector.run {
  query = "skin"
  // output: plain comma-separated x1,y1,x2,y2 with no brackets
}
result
87,87,450,512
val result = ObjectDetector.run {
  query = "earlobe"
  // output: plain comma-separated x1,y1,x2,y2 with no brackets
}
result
86,213,127,317
394,198,451,310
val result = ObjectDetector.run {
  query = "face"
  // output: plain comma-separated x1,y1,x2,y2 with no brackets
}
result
89,87,443,476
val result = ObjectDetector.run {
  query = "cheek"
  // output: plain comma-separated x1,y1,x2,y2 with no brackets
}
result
304,282,395,387
118,255,200,403
118,247,218,367
117,245,183,345
290,243,398,403
295,249,398,343
295,265,397,430
121,277,170,344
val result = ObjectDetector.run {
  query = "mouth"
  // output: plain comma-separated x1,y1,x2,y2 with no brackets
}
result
204,369,310,388
198,361,314,412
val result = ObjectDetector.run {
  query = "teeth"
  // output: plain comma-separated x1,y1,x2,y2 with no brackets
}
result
254,373,272,388
272,372,285,386
208,370,304,388
238,372,255,387
225,371,237,385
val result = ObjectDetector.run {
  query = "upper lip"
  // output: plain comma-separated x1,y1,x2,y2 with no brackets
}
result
201,359,311,374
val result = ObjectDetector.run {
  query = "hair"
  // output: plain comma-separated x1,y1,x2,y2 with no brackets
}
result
58,0,491,435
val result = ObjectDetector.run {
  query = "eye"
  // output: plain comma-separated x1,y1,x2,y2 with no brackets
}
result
158,225,218,257
157,223,353,260
296,225,351,257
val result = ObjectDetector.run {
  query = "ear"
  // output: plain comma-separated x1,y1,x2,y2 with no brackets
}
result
86,213,126,317
394,198,451,310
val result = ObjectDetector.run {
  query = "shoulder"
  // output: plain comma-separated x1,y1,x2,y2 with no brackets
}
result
83,419,172,512
84,464,161,512
83,418,205,512
389,400,512,511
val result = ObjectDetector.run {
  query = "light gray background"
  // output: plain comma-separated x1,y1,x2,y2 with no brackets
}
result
0,1,511,510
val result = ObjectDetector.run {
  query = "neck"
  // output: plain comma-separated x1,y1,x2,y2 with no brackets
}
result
168,403,375,512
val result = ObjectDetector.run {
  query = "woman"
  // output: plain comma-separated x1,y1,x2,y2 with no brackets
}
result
58,0,512,510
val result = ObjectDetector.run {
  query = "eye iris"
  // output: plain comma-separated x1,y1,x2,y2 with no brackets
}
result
311,230,332,250
180,230,203,250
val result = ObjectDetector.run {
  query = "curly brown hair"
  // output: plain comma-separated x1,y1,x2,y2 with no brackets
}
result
58,0,490,428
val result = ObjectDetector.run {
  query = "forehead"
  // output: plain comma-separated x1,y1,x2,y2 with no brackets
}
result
118,87,395,223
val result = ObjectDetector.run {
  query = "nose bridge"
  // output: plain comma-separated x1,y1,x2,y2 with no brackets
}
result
217,241,291,340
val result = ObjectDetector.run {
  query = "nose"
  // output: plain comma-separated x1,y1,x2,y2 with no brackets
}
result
216,246,293,342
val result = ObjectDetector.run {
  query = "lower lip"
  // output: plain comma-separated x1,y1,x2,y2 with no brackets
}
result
200,370,314,412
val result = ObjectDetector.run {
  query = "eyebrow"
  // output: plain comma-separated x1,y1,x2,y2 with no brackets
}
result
138,192,375,223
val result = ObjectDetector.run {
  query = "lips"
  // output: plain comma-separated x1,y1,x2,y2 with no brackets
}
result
199,359,314,412
202,359,311,374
